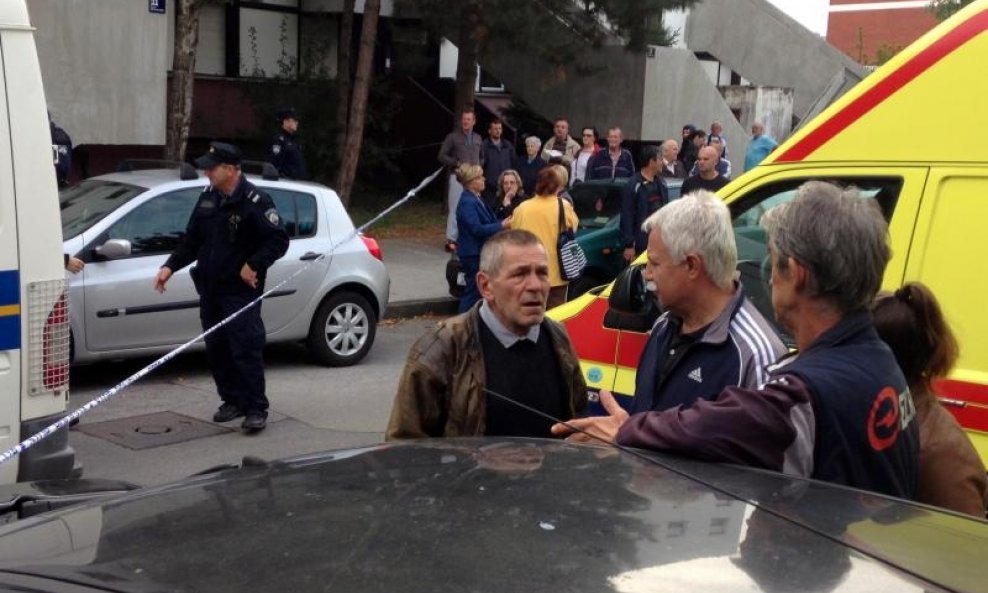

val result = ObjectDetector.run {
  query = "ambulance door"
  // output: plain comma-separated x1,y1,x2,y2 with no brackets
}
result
902,167,988,461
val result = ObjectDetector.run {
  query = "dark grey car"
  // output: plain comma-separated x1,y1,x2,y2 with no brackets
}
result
0,439,983,592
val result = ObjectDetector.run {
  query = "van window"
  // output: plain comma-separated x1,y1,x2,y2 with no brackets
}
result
105,189,201,256
60,180,146,240
570,183,623,229
266,189,317,238
729,177,903,333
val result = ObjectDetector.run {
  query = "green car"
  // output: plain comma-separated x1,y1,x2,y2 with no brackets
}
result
568,177,684,298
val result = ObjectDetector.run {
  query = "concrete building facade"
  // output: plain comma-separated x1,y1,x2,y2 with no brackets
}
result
27,0,868,182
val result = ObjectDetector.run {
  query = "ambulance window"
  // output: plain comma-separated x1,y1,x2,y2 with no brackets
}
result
729,177,903,334
106,189,201,256
571,183,622,229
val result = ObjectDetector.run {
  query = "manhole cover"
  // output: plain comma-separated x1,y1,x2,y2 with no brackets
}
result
76,411,233,450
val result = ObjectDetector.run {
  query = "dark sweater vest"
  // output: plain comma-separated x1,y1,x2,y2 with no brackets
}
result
779,312,919,498
479,321,565,437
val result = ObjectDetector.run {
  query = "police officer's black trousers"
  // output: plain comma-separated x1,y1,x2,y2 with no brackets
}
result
199,291,268,414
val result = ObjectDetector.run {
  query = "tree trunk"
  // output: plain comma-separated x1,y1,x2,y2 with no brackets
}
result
165,0,202,162
336,0,380,207
334,0,355,163
452,1,481,121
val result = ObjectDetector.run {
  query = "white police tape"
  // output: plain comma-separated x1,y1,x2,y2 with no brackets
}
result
0,167,445,467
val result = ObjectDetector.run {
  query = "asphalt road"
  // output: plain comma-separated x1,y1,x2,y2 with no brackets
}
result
66,315,440,487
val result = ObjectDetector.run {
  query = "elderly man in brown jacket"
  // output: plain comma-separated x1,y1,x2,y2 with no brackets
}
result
387,230,587,439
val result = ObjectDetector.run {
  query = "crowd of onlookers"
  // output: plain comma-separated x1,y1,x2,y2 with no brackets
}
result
436,108,781,313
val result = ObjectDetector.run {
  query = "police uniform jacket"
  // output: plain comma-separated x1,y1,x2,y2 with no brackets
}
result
271,131,307,179
165,176,289,295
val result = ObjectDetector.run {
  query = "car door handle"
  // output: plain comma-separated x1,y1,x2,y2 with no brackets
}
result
300,252,321,261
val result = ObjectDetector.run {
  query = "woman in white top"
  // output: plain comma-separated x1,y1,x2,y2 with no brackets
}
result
570,126,599,187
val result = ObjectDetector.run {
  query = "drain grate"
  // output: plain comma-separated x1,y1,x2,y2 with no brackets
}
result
76,411,233,450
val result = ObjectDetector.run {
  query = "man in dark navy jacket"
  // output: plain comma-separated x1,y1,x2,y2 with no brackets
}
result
555,181,920,499
619,145,668,263
155,142,289,433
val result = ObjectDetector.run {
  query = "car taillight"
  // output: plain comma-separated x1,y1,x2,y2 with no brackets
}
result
360,234,383,261
43,291,70,390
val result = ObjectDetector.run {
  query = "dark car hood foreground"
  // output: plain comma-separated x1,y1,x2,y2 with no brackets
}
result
0,439,984,593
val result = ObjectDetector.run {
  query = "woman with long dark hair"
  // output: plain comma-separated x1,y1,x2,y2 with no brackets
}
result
872,282,987,517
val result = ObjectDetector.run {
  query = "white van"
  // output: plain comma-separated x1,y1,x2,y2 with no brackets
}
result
0,2,76,484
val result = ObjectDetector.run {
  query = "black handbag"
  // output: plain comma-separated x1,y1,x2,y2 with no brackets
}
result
556,198,587,281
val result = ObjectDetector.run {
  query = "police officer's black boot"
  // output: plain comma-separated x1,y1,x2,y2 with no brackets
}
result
213,403,244,423
242,411,267,433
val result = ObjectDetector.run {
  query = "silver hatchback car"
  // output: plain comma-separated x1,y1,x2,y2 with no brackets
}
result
60,163,389,366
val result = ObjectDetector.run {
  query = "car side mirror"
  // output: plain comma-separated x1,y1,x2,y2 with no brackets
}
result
608,264,650,313
604,264,661,332
95,239,132,259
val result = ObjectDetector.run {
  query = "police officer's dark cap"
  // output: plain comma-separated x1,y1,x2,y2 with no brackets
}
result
195,142,242,168
277,107,299,121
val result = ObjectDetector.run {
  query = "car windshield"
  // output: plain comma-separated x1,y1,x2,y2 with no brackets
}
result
60,180,147,240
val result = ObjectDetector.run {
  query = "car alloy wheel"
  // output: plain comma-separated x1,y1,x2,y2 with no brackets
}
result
307,291,377,367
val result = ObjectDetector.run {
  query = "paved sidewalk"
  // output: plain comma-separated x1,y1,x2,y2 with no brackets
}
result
380,237,458,318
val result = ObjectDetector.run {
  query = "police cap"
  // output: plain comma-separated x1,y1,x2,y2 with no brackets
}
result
195,141,242,168
277,107,299,122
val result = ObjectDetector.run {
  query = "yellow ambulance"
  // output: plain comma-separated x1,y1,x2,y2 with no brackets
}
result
550,0,988,461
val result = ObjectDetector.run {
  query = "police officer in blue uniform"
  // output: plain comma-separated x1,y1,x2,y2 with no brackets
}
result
270,107,308,180
154,142,289,433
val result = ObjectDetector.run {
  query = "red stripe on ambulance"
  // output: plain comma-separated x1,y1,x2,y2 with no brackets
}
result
777,9,988,162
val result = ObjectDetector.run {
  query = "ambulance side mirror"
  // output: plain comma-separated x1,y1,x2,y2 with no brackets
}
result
604,264,660,332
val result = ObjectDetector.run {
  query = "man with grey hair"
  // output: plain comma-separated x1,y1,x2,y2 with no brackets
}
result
659,139,685,179
554,189,784,423
555,182,920,499
387,229,587,439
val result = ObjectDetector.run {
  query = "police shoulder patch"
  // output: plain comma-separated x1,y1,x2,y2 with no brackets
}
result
265,208,280,226
272,145,282,155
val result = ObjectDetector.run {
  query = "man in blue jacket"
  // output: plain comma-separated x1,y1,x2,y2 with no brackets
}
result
620,145,667,263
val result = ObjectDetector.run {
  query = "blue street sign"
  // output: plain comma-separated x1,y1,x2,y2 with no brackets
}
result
149,0,166,14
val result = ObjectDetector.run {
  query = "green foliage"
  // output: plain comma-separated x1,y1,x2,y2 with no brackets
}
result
874,43,902,66
928,0,974,20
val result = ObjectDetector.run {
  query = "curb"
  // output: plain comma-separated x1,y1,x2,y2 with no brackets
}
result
384,297,458,320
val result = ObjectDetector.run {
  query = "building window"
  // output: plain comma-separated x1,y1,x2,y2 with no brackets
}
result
240,8,299,78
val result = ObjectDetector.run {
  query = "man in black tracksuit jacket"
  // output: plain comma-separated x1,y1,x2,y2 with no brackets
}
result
155,142,289,433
